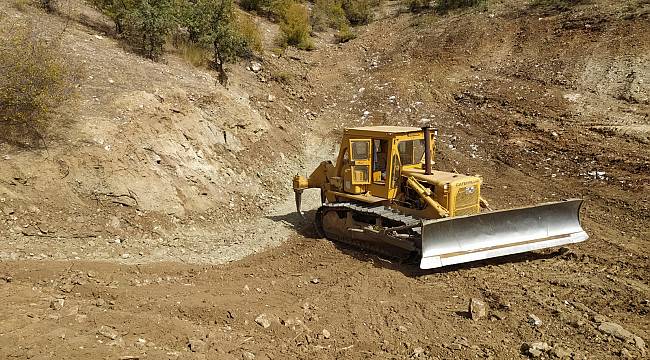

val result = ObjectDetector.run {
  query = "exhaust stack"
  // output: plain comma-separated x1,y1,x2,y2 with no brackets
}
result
422,125,432,175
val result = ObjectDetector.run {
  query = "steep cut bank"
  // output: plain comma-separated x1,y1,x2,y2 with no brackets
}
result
0,0,335,263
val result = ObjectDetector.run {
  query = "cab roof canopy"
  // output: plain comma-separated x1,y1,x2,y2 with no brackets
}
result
344,126,422,137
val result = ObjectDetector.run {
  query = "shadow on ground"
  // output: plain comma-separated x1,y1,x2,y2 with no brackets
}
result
266,209,565,277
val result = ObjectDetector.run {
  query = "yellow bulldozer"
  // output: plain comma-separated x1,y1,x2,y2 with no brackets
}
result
293,125,588,269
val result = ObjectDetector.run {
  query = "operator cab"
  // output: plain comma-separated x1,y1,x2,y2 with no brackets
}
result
338,126,435,199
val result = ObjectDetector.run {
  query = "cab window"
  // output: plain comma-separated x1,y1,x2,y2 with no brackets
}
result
397,139,425,165
351,140,370,160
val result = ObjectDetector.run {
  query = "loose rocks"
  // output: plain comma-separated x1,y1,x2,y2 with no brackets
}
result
469,298,487,320
598,322,633,341
521,342,551,358
255,313,276,328
50,298,65,310
97,325,119,340
528,314,543,327
598,322,646,353
188,338,207,353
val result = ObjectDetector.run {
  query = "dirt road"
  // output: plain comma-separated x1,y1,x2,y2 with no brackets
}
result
1,214,647,359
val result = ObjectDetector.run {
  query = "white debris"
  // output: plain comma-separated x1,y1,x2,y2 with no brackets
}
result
255,313,275,328
98,325,119,340
250,62,262,72
563,93,581,102
528,314,543,327
587,171,606,180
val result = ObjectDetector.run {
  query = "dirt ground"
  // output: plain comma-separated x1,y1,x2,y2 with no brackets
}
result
0,0,649,359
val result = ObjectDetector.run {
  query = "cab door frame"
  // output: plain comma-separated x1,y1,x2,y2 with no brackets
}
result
367,136,396,199
348,138,372,185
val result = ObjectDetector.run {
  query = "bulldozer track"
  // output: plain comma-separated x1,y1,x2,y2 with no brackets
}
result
315,202,422,261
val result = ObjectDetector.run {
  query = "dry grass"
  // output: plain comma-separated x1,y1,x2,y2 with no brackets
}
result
0,22,77,147
278,2,313,50
236,10,263,53
169,38,210,67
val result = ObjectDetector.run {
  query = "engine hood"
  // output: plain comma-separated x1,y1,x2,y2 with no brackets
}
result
401,168,481,187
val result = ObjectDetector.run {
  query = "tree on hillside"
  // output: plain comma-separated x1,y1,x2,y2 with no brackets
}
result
90,0,175,59
124,0,176,59
90,0,260,77
194,0,255,86
90,0,137,34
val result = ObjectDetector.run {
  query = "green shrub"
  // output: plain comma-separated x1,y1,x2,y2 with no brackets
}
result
279,2,313,49
91,0,258,71
239,0,290,19
0,24,76,147
123,0,176,60
435,0,485,14
175,0,203,42
40,0,56,12
192,0,258,85
336,22,356,42
90,0,175,57
89,0,137,34
240,0,271,11
342,0,373,25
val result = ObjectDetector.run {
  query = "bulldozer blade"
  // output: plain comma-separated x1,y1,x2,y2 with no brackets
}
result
420,199,588,269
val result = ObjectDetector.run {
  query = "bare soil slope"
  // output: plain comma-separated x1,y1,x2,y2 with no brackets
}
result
0,0,332,264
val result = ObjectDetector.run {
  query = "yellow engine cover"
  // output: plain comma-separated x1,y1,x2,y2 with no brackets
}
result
402,169,482,217
447,178,481,216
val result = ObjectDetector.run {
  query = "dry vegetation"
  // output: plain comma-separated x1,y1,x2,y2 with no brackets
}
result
0,20,77,147
278,2,313,49
88,0,262,82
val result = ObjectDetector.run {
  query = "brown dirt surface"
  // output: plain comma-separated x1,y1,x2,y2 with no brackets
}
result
1,0,649,359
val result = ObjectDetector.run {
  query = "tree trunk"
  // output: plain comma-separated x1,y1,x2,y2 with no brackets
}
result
214,41,228,87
